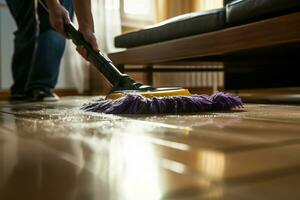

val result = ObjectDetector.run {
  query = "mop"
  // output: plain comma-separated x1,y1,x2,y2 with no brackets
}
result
64,23,243,114
39,0,242,114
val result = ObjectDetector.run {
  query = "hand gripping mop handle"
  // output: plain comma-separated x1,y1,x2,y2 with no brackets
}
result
64,23,126,87
38,0,152,92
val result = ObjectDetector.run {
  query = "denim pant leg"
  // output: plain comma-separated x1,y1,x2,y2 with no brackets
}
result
5,0,38,94
26,0,74,90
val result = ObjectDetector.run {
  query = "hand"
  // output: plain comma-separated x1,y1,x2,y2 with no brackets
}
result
47,3,71,38
76,29,99,60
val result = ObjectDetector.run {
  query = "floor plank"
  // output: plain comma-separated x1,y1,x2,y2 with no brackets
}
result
0,97,300,200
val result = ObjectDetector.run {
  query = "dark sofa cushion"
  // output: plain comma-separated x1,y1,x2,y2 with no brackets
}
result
115,8,225,48
227,0,300,24
224,0,236,5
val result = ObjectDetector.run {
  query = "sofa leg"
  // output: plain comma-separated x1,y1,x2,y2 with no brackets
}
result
146,64,153,86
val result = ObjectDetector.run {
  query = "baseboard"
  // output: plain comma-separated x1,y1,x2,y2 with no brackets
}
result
226,87,300,104
0,89,90,101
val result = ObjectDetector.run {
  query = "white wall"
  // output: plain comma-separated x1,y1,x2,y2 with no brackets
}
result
0,2,76,90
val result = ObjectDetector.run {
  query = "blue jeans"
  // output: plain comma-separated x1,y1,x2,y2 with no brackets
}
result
5,0,73,94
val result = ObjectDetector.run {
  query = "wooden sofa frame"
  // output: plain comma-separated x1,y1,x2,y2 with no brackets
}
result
108,12,300,86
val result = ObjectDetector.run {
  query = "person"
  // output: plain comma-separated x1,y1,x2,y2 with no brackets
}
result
6,0,98,101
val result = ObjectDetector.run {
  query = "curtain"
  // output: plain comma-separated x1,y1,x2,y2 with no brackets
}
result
92,0,122,53
155,0,194,22
61,0,122,94
199,0,223,11
155,0,224,22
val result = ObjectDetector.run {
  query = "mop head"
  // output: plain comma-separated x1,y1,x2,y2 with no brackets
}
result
81,92,243,114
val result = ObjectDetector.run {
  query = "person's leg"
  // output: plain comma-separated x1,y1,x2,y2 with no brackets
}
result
5,0,38,100
26,0,74,93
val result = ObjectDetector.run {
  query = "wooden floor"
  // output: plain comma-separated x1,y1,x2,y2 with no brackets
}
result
0,97,300,200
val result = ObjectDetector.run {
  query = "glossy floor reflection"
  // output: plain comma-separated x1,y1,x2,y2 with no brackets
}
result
0,97,300,200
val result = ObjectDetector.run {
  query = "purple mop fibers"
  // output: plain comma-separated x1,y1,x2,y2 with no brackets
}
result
81,92,243,115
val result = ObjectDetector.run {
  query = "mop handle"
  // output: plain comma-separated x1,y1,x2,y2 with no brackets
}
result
38,0,126,87
64,23,125,86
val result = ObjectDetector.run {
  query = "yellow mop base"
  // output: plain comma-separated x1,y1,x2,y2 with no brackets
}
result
106,88,191,100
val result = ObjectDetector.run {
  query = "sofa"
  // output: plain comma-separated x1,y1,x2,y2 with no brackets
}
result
109,0,300,90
